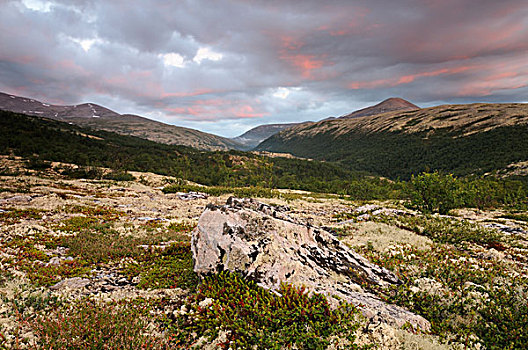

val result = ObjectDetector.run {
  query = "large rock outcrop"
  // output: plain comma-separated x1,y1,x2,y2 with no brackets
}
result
191,197,430,331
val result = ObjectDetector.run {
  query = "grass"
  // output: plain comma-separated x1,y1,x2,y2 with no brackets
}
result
367,213,504,247
123,242,198,290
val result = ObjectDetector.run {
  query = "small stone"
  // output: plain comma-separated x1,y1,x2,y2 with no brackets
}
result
116,277,129,285
46,257,61,266
198,298,214,308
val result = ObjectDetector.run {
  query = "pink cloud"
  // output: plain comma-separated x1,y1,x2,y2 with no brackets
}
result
161,98,268,121
348,65,476,89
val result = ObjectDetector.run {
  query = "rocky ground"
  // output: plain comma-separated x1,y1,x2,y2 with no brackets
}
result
1,156,527,349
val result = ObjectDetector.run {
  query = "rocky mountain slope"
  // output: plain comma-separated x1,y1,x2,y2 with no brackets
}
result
0,92,242,151
256,102,528,179
340,97,419,119
231,122,305,149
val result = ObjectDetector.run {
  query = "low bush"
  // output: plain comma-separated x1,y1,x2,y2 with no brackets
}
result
22,259,91,287
408,172,463,214
0,208,43,224
407,172,528,214
28,299,167,349
26,156,52,170
357,243,526,349
60,165,103,179
103,171,136,181
475,280,528,350
173,271,365,349
124,242,197,290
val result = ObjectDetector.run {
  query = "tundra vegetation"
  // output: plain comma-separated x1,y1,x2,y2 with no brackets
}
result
0,111,527,349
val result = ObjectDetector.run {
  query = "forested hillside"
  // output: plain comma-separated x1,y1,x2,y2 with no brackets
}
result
257,103,528,179
0,110,371,194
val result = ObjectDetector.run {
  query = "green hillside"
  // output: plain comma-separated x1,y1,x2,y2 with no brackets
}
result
0,110,373,194
256,103,528,180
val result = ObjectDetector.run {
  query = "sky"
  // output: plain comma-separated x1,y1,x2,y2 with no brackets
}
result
1,0,527,137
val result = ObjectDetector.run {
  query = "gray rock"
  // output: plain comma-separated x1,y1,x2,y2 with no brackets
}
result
483,223,526,235
192,197,430,331
0,195,32,204
49,277,90,290
177,191,208,200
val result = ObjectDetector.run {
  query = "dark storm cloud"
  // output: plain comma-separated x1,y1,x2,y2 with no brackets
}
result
0,0,527,136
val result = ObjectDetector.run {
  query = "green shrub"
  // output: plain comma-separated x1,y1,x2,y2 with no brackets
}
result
26,156,51,170
462,177,528,210
173,271,364,349
103,171,136,181
408,172,463,214
475,280,528,350
407,172,528,213
60,165,103,179
162,183,280,198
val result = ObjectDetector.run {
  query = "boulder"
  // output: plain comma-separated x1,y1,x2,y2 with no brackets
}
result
191,197,430,331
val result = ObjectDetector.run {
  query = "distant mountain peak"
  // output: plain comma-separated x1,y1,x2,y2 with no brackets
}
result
232,122,305,150
341,97,419,119
0,91,243,151
378,97,418,108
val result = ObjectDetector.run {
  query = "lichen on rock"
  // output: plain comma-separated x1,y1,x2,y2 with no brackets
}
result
191,197,431,331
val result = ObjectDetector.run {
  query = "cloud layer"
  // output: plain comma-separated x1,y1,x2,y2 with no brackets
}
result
1,0,527,136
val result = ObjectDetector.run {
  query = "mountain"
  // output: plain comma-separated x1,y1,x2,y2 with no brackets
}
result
0,92,242,151
340,97,419,119
232,122,306,149
256,102,528,179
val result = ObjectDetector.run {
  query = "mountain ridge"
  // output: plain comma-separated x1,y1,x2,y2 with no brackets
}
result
256,102,528,179
231,97,418,149
0,92,242,151
340,97,419,119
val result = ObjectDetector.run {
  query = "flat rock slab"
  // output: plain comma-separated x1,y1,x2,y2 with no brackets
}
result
50,277,91,290
192,197,430,331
